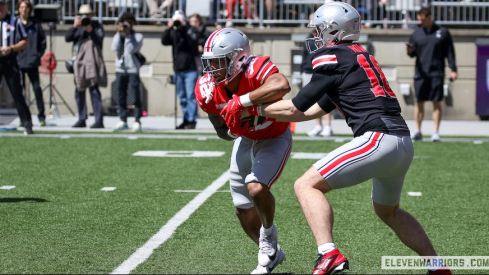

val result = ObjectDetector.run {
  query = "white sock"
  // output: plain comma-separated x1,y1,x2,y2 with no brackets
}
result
262,224,275,235
318,243,336,254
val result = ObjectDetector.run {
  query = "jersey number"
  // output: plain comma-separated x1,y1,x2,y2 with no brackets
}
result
357,55,396,98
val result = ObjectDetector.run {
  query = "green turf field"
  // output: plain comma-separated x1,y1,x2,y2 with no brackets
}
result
0,133,488,274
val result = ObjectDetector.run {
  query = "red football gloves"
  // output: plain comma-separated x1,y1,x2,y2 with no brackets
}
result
220,94,253,135
229,121,251,137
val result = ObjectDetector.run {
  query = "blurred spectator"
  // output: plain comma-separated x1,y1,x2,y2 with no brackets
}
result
208,0,220,25
407,6,457,142
65,4,106,129
146,0,186,18
265,0,274,27
225,0,258,27
302,13,333,137
189,13,210,75
161,10,199,129
145,0,167,18
16,0,47,126
112,12,144,132
0,0,33,134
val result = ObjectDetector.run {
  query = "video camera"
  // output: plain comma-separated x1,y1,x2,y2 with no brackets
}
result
123,22,131,30
171,10,186,30
34,4,60,24
81,15,91,26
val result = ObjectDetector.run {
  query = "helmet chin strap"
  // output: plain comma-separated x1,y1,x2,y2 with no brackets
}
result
327,31,345,47
224,66,242,85
223,53,252,86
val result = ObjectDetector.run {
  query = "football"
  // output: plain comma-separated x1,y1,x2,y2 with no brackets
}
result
241,115,267,127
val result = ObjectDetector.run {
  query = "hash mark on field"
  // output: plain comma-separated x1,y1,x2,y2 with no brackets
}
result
132,151,225,157
174,190,230,193
101,187,117,191
408,192,422,196
111,170,230,274
291,152,328,159
0,185,16,190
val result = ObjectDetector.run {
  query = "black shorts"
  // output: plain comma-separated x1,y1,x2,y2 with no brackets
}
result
414,77,444,102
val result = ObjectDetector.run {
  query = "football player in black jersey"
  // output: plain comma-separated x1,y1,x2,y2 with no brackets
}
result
235,2,452,275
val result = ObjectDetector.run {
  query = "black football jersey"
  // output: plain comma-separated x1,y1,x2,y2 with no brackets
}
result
292,43,410,137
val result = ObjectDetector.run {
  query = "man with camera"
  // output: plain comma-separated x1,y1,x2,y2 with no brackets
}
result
111,12,144,132
65,4,105,129
161,10,200,129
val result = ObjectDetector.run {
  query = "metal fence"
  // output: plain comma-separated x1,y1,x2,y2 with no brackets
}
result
11,0,489,28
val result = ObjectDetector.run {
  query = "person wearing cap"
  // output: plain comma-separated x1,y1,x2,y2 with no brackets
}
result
65,4,105,129
111,12,144,132
161,10,200,129
0,0,34,135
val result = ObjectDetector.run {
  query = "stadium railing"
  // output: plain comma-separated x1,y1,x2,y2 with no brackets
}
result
11,0,489,28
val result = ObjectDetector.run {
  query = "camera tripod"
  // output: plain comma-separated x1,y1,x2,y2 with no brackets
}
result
41,22,75,117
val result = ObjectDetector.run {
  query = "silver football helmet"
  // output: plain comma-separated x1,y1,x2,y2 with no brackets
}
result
306,2,361,53
201,28,251,85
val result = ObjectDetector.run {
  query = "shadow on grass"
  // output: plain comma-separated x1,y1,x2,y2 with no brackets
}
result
0,198,48,203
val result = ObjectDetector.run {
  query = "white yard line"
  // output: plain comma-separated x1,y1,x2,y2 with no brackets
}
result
111,170,230,274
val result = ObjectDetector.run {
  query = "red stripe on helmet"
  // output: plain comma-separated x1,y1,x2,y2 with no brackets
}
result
205,28,226,53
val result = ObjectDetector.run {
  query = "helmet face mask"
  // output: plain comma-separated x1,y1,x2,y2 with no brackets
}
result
305,2,361,53
306,22,335,52
202,50,243,85
201,28,250,85
201,56,229,84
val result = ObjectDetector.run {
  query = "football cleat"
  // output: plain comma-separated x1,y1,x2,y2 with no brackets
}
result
411,131,422,141
258,225,278,266
431,132,441,142
132,122,142,132
251,244,286,274
114,121,128,131
312,249,349,275
427,266,452,275
320,127,334,137
307,125,323,137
